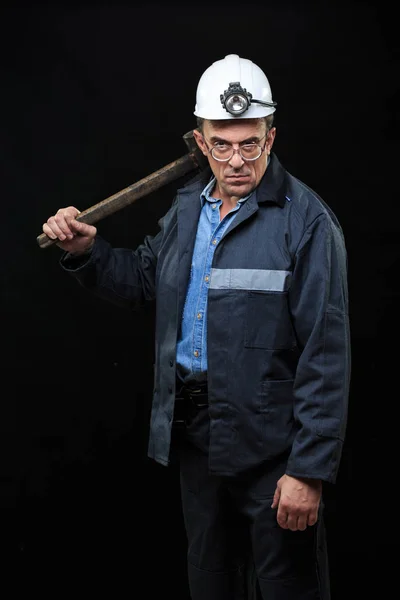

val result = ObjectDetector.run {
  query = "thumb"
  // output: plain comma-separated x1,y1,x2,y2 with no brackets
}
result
271,485,281,509
71,218,97,237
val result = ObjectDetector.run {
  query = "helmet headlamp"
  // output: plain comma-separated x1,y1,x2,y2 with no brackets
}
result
220,81,277,117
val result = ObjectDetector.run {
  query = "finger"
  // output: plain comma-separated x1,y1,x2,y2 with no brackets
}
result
65,206,81,218
43,217,71,241
296,515,308,531
42,222,58,240
53,207,85,238
64,207,84,228
307,511,318,527
286,514,299,532
53,210,76,239
276,508,289,529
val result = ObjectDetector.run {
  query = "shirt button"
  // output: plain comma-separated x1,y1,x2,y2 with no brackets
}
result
212,204,217,209
205,275,209,282
169,359,174,367
212,239,217,245
194,350,199,357
197,313,202,319
168,386,173,394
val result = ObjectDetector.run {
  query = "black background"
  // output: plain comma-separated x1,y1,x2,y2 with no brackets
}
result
1,1,398,597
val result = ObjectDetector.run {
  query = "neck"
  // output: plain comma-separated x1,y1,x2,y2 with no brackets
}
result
213,183,240,207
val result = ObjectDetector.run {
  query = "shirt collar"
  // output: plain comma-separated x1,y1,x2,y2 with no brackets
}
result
200,176,218,206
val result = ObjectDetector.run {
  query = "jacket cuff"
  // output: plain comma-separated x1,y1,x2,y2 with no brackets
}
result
59,244,95,272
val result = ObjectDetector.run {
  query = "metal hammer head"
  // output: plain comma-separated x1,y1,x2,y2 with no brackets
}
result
183,130,208,171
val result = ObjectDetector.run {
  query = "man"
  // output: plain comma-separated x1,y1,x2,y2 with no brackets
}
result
42,54,350,600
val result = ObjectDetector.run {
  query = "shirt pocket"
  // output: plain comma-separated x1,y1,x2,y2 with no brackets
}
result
245,290,295,350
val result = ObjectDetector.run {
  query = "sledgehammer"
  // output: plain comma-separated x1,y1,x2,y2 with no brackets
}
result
36,130,207,249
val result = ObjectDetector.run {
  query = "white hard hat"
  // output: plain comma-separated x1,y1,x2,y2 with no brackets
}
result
194,54,277,120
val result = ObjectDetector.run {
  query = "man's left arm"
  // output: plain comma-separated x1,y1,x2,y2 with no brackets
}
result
273,212,350,529
287,212,351,484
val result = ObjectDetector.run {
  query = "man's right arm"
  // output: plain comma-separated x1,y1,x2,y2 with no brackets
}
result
42,205,166,310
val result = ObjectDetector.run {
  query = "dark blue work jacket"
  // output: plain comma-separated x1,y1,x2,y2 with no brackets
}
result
62,152,351,483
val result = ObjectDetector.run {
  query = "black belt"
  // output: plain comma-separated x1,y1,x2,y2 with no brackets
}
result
176,381,208,406
173,381,208,429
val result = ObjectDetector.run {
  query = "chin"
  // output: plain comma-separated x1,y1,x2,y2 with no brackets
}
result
227,181,252,194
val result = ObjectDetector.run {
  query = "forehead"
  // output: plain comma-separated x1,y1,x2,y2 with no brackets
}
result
204,118,266,141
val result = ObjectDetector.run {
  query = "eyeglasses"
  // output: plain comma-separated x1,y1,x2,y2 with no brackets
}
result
203,134,268,162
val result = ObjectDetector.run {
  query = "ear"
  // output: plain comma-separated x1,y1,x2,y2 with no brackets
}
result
266,127,276,154
193,129,208,156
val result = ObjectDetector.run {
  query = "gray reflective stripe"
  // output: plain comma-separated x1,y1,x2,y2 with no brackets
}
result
209,268,292,291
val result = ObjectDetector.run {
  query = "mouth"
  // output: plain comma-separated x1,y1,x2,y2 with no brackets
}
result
226,174,250,182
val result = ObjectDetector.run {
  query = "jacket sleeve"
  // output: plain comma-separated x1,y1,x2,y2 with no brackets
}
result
59,200,177,310
286,213,351,484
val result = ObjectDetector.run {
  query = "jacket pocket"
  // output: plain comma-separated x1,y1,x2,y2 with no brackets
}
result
233,379,296,466
245,291,295,350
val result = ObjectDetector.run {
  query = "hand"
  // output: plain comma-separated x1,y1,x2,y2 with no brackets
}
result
271,474,322,531
42,206,97,255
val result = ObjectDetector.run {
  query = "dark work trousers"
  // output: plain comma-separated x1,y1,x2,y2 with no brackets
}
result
172,390,331,600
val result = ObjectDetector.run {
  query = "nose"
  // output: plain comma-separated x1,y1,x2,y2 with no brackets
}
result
228,148,245,167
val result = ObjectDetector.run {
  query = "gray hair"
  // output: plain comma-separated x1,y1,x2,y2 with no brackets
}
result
195,115,274,134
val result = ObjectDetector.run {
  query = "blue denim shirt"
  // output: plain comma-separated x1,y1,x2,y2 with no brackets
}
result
176,176,249,383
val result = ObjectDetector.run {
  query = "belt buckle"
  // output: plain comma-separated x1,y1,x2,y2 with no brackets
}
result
188,387,208,408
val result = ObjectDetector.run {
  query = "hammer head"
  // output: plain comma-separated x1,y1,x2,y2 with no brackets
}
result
183,130,208,171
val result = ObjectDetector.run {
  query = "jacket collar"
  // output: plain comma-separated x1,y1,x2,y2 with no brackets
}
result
256,152,286,207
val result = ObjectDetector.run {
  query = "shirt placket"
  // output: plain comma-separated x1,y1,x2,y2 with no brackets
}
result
192,200,232,373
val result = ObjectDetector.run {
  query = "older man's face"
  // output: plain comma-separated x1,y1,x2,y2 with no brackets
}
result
194,118,276,202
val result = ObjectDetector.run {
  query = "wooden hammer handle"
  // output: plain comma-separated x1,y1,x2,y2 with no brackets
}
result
37,131,205,249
